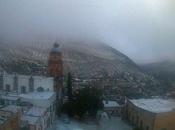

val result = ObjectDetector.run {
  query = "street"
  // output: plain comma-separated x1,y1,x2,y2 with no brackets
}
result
47,117,132,130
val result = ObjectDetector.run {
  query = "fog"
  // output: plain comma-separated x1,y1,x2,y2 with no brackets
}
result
0,0,175,64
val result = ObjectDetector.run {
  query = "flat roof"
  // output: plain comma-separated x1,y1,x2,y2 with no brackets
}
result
22,115,39,125
1,95,20,100
1,105,21,113
26,107,46,117
130,98,175,113
20,91,55,100
22,107,46,125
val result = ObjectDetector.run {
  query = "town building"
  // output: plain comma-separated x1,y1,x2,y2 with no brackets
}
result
0,105,21,130
20,91,56,123
103,100,122,116
0,43,63,130
124,98,175,130
21,106,50,130
0,92,20,106
0,73,56,130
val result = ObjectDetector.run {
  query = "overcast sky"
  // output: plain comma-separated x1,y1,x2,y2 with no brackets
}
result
0,0,175,64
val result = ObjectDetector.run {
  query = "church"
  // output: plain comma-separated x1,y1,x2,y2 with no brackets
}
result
0,42,63,95
0,43,64,130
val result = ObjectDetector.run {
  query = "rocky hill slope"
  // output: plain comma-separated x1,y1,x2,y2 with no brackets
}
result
0,42,163,97
141,61,175,93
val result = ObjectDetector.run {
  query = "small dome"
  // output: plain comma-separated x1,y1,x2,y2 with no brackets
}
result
50,42,61,54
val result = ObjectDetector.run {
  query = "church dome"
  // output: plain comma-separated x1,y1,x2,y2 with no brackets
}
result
50,42,61,54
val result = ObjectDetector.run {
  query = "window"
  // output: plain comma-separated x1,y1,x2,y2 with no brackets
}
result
5,84,11,92
140,120,143,129
21,86,27,93
13,75,18,91
146,126,149,130
29,76,34,92
37,87,44,92
0,74,3,90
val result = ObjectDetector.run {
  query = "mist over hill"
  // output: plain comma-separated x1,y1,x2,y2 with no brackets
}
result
141,61,175,92
0,42,163,97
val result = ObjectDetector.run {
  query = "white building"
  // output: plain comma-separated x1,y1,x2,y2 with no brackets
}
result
129,98,175,113
0,93,20,106
20,92,56,127
22,107,50,130
103,100,122,116
0,73,57,130
0,73,54,94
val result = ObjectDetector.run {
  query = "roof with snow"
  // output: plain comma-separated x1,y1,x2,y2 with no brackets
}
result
103,100,120,108
26,107,46,117
20,92,55,100
1,105,21,113
130,98,175,113
22,107,46,125
21,115,39,125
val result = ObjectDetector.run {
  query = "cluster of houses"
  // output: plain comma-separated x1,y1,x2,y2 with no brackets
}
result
1,43,175,130
0,72,56,130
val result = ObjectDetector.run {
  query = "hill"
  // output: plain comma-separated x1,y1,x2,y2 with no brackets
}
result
0,42,162,97
141,61,175,92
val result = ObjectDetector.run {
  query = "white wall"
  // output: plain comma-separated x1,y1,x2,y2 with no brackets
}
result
3,74,13,91
2,73,54,94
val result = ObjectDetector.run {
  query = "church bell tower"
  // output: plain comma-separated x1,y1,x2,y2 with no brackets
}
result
48,42,63,94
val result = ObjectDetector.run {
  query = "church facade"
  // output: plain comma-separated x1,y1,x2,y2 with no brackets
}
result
0,73,54,94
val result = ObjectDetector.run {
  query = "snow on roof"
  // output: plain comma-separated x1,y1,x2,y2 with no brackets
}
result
1,95,20,100
20,92,55,100
26,107,46,117
22,107,46,125
130,98,175,113
22,115,39,125
1,105,21,113
103,100,120,108
3,73,53,80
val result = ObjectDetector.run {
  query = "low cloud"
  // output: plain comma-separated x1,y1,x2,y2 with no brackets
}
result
0,0,175,64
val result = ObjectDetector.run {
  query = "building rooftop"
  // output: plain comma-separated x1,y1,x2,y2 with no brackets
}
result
103,100,120,108
1,95,20,101
20,91,55,100
26,107,46,117
1,105,21,113
22,107,46,125
0,109,14,125
130,98,175,113
22,115,39,125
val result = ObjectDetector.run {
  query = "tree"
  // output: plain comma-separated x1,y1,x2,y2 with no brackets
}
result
62,87,104,119
67,72,73,101
133,127,143,130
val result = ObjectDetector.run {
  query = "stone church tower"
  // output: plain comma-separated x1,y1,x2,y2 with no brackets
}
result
48,42,63,97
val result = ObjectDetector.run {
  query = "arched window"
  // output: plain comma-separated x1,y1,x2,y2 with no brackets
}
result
29,76,34,92
21,86,27,94
37,87,44,92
